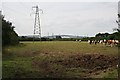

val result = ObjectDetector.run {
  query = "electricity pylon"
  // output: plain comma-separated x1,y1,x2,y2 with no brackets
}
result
32,5,43,42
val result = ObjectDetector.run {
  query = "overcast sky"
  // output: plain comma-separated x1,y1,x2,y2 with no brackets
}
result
2,2,118,37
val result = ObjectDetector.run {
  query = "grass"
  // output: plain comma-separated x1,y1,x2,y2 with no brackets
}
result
4,41,118,57
2,41,118,78
89,67,118,78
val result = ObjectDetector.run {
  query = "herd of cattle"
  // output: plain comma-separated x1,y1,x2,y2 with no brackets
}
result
88,39,119,47
75,39,119,47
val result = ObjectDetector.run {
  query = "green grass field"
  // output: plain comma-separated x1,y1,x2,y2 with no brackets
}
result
2,41,118,78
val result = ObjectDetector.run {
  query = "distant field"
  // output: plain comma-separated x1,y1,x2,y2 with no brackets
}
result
2,41,118,78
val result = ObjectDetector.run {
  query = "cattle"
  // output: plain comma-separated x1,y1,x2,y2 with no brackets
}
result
99,40,102,43
88,39,119,47
88,40,93,44
76,39,82,42
88,40,99,45
79,40,81,42
103,40,119,47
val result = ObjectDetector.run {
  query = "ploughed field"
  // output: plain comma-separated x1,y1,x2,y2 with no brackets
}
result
2,41,118,78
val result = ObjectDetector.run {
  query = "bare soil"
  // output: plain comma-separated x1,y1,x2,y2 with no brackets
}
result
56,54,118,70
32,53,118,78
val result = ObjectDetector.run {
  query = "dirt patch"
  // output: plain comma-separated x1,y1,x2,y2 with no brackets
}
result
54,54,118,71
31,53,118,77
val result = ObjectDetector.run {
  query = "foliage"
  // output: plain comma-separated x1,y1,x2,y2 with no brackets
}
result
2,15,19,46
95,33,109,38
116,14,120,32
19,37,82,41
95,32,119,40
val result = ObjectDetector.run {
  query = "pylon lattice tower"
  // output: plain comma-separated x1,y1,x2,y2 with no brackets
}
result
32,5,43,41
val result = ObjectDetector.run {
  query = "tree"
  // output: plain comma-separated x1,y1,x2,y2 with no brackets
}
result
1,14,19,46
115,14,120,32
95,33,109,38
116,14,120,47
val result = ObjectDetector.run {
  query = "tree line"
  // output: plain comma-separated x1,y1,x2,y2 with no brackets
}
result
19,32,119,42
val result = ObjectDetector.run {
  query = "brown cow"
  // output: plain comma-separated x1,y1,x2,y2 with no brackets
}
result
105,40,119,47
